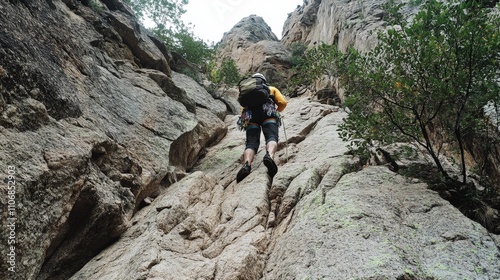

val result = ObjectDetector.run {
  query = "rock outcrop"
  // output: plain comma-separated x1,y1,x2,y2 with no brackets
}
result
281,0,419,52
281,0,399,97
216,15,292,86
280,0,416,95
0,0,227,279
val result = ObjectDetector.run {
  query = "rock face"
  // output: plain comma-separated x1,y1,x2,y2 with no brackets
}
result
72,97,500,279
1,1,499,280
281,0,402,97
265,165,498,279
216,15,292,85
280,0,391,97
0,0,227,279
281,0,406,52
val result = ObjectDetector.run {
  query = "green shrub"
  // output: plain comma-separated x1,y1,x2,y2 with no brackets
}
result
207,57,241,94
338,0,500,185
125,0,214,66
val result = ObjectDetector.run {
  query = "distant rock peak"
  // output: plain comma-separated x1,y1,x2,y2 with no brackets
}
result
221,15,278,44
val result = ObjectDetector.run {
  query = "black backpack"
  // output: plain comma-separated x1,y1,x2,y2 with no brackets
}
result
237,76,271,108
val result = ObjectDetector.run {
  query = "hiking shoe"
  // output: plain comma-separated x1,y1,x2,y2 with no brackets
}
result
263,152,278,178
236,162,251,183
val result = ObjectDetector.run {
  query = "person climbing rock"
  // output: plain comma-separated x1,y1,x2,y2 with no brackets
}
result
236,73,287,182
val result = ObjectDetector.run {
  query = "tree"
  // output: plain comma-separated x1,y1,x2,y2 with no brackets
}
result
337,0,500,184
125,0,188,40
170,30,213,65
208,57,241,94
289,42,308,67
290,43,345,88
125,0,213,65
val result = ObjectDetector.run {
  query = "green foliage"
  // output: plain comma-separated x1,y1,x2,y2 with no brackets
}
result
268,70,288,91
338,0,500,184
88,0,105,13
125,0,213,66
408,0,424,7
290,42,364,92
291,43,343,88
208,57,241,94
289,42,308,67
168,29,214,65
180,66,199,82
125,0,188,36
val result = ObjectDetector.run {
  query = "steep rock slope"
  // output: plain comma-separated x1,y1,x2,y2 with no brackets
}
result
72,97,500,279
0,0,227,279
1,0,499,279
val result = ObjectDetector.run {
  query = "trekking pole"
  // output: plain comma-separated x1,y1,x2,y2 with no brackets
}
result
281,116,289,163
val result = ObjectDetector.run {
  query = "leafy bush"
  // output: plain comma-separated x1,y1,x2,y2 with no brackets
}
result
289,42,308,67
156,28,214,66
208,57,241,94
125,0,213,66
289,42,355,90
337,0,500,185
88,0,105,13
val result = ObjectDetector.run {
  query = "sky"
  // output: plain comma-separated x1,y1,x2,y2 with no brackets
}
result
181,0,304,44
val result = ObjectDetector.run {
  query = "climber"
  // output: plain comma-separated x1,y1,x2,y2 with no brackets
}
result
236,73,287,183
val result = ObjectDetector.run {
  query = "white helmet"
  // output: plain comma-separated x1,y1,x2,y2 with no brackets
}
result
252,73,267,83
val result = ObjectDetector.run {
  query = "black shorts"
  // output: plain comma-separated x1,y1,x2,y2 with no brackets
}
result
245,108,279,152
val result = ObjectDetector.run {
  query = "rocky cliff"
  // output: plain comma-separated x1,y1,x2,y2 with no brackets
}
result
281,0,418,52
216,15,292,87
0,0,227,279
1,0,499,280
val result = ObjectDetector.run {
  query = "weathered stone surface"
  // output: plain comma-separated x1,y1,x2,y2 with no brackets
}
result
71,97,500,279
282,0,414,52
216,15,292,83
71,170,271,280
169,107,228,172
222,14,279,46
171,72,227,119
0,1,227,279
1,1,499,280
106,10,171,75
282,0,500,190
265,166,500,279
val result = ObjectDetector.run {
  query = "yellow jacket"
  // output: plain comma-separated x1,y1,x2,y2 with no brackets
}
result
270,86,287,112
